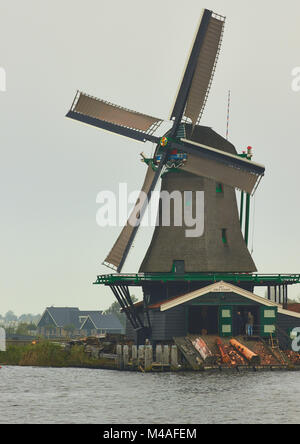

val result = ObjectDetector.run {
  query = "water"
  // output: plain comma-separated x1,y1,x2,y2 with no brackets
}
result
0,366,300,424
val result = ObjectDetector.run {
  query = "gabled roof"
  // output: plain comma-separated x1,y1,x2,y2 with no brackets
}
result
287,304,300,314
80,312,123,331
37,307,124,330
151,282,300,319
151,281,280,311
37,307,80,328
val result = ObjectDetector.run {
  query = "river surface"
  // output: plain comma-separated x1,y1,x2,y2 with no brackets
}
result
0,366,300,424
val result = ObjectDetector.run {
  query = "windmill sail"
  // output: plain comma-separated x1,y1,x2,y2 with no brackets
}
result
170,10,225,128
67,91,162,143
104,159,165,272
176,139,265,194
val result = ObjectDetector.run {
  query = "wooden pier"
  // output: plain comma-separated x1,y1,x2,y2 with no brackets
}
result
112,335,300,372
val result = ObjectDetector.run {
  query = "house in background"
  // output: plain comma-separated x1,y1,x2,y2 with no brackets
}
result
80,311,124,336
37,307,124,337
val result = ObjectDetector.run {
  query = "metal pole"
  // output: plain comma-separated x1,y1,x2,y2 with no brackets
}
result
240,191,245,228
279,286,282,305
244,193,251,246
284,285,288,309
226,90,231,140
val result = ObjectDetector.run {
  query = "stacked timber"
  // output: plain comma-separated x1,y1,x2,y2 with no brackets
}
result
230,339,261,365
190,337,217,365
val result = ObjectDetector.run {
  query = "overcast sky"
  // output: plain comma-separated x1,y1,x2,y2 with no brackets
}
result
1,0,300,315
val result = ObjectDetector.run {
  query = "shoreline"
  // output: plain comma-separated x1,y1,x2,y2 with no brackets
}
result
1,340,300,373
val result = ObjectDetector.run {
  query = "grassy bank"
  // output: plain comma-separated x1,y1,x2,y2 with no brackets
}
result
0,341,117,369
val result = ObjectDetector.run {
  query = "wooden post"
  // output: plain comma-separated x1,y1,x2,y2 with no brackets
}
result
144,345,153,371
279,286,282,305
116,344,123,370
283,285,288,309
156,345,163,363
163,345,170,365
171,345,179,370
132,345,138,368
123,345,129,369
138,345,145,368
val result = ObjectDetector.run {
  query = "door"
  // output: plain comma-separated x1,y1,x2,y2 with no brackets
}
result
219,306,233,337
260,307,277,338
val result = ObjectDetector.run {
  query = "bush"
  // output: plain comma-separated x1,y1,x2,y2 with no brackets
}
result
0,341,116,369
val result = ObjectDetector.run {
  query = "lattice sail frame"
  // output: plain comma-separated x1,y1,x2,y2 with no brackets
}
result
70,91,163,136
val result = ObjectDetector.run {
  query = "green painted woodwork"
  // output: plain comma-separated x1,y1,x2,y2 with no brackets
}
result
260,306,277,337
222,229,227,244
216,183,223,193
94,273,300,287
219,305,233,337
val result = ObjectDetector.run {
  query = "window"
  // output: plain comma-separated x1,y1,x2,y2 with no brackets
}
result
172,260,185,274
222,325,232,333
221,309,231,318
216,183,223,193
264,325,276,334
222,229,227,244
263,310,276,319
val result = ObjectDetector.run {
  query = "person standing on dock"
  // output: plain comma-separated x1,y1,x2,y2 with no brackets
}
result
247,312,254,336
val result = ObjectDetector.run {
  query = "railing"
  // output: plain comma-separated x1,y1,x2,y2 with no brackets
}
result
94,272,300,286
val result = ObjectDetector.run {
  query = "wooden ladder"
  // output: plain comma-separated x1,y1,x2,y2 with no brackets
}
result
269,333,288,365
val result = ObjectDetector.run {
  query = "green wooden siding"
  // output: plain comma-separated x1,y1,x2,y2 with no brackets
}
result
260,307,277,337
219,305,233,337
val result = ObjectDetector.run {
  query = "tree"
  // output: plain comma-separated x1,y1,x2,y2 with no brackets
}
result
103,295,139,327
5,311,18,322
5,326,16,336
15,323,37,336
15,323,29,336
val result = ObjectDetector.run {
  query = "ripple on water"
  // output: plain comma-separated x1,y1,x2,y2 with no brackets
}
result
0,366,300,424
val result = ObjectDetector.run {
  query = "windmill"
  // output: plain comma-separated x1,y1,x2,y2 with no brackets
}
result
66,9,266,341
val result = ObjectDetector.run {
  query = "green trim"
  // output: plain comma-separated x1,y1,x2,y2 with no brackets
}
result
219,306,233,337
222,229,227,244
94,272,300,286
216,183,223,193
142,158,158,172
260,307,278,337
161,168,184,178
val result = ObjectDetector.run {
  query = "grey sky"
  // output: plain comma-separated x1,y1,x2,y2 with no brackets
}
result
1,0,300,315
